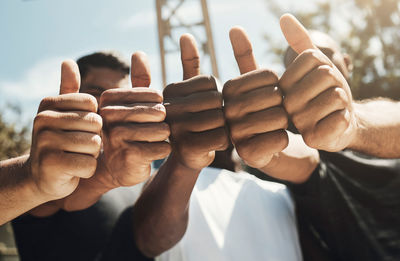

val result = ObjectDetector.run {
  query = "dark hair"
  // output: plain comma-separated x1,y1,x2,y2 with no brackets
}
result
77,51,130,80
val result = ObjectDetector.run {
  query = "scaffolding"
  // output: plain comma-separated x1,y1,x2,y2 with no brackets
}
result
155,0,219,87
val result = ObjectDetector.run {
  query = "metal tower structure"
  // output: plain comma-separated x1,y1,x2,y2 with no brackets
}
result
156,0,219,87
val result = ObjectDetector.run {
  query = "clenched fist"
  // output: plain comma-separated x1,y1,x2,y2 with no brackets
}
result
98,52,171,187
223,27,289,168
29,60,102,200
163,34,229,171
279,14,358,152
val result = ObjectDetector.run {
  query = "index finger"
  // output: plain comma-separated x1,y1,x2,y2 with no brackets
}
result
280,13,317,54
229,26,258,74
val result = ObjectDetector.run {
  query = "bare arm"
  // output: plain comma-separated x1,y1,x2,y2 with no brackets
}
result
350,98,400,158
133,34,229,257
0,155,49,225
133,153,199,257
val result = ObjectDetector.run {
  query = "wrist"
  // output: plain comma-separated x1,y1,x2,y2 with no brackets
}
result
21,155,54,203
348,102,367,151
166,151,203,175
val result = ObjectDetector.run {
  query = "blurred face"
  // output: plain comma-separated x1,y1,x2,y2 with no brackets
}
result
80,67,130,103
284,31,352,80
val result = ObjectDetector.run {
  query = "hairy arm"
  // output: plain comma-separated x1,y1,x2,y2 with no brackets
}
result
0,155,48,225
350,98,400,158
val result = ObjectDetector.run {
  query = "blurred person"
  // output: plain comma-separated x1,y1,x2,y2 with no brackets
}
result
11,51,170,261
276,14,400,261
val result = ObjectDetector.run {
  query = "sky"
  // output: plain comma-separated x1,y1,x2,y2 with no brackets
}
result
0,0,322,126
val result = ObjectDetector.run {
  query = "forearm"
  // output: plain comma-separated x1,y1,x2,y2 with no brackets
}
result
133,152,200,257
0,155,49,224
350,99,400,158
259,132,320,184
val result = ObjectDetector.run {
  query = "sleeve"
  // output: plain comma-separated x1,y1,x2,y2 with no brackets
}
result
98,206,153,261
287,150,400,261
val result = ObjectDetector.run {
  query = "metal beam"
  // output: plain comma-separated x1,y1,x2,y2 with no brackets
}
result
155,0,219,87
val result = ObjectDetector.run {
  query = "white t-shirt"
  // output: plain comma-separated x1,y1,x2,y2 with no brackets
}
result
156,167,302,261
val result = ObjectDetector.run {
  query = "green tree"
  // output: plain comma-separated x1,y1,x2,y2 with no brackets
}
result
264,0,400,99
0,106,30,161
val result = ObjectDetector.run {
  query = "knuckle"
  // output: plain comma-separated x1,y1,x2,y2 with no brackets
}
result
98,106,111,119
210,91,223,105
214,109,224,120
83,157,97,177
271,86,283,103
99,89,114,106
34,111,53,131
78,93,98,111
158,142,172,157
276,131,289,150
291,112,304,130
222,79,234,97
303,49,320,61
223,101,237,120
36,130,53,149
331,88,348,107
276,108,289,129
151,104,167,121
163,83,176,98
159,122,171,137
207,75,218,88
236,140,252,159
302,130,317,148
229,122,241,139
87,112,103,131
259,69,279,83
146,89,163,101
318,65,334,78
38,96,56,112
92,134,102,148
219,135,230,150
283,95,295,114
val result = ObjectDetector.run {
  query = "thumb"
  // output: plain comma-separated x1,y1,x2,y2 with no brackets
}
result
280,13,317,54
229,26,258,74
131,51,151,87
60,60,80,94
180,33,201,80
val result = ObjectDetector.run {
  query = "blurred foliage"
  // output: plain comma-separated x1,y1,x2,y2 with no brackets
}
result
0,105,30,161
265,0,400,99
